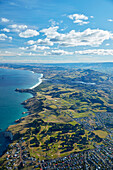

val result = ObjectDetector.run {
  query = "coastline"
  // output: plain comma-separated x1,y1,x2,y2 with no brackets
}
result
0,68,43,156
30,73,43,89
0,67,43,90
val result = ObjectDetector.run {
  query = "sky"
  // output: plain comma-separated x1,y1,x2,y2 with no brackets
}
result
0,0,113,63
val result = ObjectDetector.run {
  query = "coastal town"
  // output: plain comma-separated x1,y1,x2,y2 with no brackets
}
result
1,0,113,168
0,64,113,169
1,137,113,169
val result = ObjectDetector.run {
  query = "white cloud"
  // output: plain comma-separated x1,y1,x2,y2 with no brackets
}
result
36,38,53,46
45,49,73,56
9,24,28,32
1,17,9,23
5,51,11,54
1,28,10,32
28,52,37,56
29,45,37,51
0,34,12,41
37,46,50,50
19,45,50,51
75,49,113,55
0,51,26,57
41,27,113,47
27,40,36,45
90,16,94,18
0,34,7,40
73,20,89,25
68,14,88,20
68,14,89,25
27,52,42,56
40,26,59,38
49,19,59,26
27,38,53,46
19,46,37,51
19,29,39,38
9,37,13,40
17,53,22,56
108,19,113,22
106,43,110,46
60,27,67,31
19,47,29,50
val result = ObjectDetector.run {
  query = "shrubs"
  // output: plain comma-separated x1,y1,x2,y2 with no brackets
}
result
93,135,102,143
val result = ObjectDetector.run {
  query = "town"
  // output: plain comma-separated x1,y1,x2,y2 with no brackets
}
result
1,138,113,169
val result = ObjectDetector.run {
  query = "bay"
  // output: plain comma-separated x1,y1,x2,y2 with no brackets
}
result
0,68,41,155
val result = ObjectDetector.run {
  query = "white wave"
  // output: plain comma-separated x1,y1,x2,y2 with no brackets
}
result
31,71,35,74
30,73,43,89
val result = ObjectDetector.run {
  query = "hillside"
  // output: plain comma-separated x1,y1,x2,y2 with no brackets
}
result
0,67,113,169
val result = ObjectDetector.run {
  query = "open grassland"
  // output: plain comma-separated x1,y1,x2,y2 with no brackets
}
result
93,130,108,138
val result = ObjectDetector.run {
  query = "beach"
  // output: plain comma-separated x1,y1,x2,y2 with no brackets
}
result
30,73,43,89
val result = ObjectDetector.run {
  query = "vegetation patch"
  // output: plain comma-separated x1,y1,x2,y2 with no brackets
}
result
93,130,108,138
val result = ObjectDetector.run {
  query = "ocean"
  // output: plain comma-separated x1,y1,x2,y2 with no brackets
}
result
0,68,41,155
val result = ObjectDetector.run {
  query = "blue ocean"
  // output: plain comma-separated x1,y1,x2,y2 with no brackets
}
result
0,68,41,155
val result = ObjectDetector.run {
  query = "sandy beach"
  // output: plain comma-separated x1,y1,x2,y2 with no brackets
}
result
30,73,43,89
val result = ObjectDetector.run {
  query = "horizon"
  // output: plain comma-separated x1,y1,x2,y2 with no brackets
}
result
1,0,113,63
0,61,113,65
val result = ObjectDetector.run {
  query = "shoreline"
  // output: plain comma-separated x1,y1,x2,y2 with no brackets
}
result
0,67,43,156
30,73,43,89
0,66,43,90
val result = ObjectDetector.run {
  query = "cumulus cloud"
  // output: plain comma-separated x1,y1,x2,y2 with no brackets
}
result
68,14,88,20
0,34,7,40
19,29,39,38
1,17,9,23
9,24,27,32
19,47,28,50
75,49,113,55
36,38,53,46
1,28,10,32
19,45,50,51
9,37,13,40
40,26,59,38
41,27,113,47
108,19,113,22
73,20,89,25
105,43,110,46
19,45,37,51
0,34,12,41
27,40,36,45
68,14,89,25
45,49,73,56
27,38,53,46
37,46,50,50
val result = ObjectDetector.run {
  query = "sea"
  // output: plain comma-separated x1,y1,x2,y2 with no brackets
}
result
0,68,41,155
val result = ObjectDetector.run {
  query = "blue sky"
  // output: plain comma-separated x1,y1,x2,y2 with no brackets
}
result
0,0,113,63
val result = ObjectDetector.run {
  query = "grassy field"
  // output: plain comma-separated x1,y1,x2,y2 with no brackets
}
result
93,130,108,138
